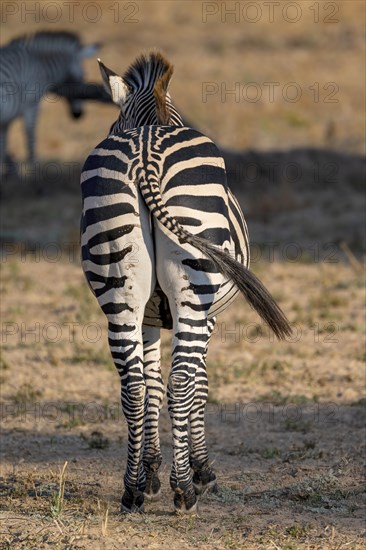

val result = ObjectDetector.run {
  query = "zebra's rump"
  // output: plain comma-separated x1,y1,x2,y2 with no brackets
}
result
81,126,250,329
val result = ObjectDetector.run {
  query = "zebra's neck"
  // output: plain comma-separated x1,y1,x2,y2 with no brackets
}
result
109,107,184,134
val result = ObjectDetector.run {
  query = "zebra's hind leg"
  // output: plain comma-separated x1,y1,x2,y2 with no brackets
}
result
108,320,147,514
81,165,156,514
189,317,217,495
142,325,164,502
167,317,213,514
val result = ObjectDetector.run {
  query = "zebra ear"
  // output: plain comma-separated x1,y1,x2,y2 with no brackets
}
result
98,59,130,106
80,43,101,59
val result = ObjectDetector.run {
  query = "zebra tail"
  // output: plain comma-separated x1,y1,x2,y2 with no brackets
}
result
138,175,292,341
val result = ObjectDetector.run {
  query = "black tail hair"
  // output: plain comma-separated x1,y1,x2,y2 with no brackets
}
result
139,174,292,340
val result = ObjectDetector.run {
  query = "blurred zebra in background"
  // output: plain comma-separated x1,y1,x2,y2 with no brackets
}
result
0,31,99,172
81,52,291,514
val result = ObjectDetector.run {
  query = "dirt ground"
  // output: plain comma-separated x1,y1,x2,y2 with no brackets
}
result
1,1,365,548
1,256,365,549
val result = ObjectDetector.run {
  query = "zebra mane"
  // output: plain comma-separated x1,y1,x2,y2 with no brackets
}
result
123,52,174,125
8,31,80,52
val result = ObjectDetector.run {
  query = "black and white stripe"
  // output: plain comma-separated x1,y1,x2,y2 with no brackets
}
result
81,52,291,513
0,31,99,168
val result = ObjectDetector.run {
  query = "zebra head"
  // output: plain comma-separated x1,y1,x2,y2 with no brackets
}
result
65,39,101,120
8,31,100,120
98,52,184,132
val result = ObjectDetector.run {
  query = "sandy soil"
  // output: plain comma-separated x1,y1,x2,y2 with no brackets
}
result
1,256,365,549
0,2,365,548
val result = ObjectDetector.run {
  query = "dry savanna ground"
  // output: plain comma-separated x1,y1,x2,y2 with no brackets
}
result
0,255,365,549
1,1,365,549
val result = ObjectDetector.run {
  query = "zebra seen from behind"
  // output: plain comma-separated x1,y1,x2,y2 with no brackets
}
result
0,31,99,172
80,52,292,514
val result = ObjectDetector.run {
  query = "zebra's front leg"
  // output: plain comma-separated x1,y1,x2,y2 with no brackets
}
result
109,321,147,513
190,317,217,495
142,325,164,502
23,105,39,166
0,124,17,178
168,317,211,513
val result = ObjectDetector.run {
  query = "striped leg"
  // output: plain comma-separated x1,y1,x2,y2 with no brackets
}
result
81,177,156,513
0,124,15,177
167,315,212,513
142,325,164,501
189,317,217,494
109,320,147,513
23,105,38,165
0,125,6,171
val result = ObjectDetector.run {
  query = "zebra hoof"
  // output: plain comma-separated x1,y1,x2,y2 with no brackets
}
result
144,488,161,502
173,487,198,514
192,468,217,495
121,502,145,514
121,488,145,513
121,504,145,514
193,478,218,495
144,472,161,501
174,498,199,515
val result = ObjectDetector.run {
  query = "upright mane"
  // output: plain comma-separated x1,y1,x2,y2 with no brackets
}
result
123,52,174,125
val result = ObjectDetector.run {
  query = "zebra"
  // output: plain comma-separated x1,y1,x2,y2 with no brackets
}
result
80,52,291,514
0,31,99,172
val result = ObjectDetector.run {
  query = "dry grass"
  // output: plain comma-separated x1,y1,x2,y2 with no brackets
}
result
0,2,365,547
1,0,365,162
1,255,365,549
